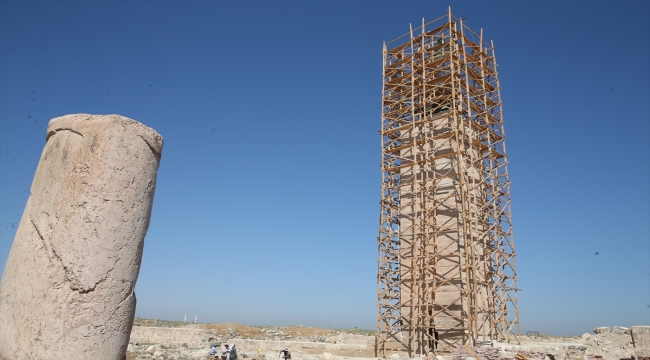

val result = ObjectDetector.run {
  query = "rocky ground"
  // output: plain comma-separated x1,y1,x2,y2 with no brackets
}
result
131,319,374,343
521,326,634,360
126,322,375,360
194,323,373,342
126,346,371,360
126,324,640,360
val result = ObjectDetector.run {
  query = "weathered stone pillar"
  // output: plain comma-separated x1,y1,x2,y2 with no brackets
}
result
0,114,163,360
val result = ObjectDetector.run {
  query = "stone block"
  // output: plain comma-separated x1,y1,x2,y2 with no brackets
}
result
547,351,566,360
593,327,610,334
543,345,566,360
631,326,650,355
565,344,587,360
0,114,163,360
613,326,630,335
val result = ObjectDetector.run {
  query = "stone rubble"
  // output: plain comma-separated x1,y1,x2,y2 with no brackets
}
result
126,325,643,360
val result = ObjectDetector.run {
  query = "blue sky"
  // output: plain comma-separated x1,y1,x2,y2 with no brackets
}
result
0,0,648,335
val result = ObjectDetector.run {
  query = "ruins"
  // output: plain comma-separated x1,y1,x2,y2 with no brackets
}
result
0,114,163,359
122,323,645,360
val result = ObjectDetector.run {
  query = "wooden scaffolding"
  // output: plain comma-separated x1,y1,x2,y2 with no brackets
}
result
376,8,520,357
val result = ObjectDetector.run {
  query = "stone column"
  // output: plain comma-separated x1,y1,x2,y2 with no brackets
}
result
0,114,163,360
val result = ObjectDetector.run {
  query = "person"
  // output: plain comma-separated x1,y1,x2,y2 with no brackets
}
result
280,348,291,360
221,344,230,360
210,343,220,358
222,343,238,360
229,343,238,360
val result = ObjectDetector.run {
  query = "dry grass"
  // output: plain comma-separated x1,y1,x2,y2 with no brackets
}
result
131,319,375,342
198,323,265,337
196,323,342,338
278,326,340,338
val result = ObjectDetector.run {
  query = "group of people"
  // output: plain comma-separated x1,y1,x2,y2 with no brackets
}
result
208,344,291,360
209,343,238,360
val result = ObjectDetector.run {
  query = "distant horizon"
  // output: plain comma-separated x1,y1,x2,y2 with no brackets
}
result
134,316,375,331
131,316,643,338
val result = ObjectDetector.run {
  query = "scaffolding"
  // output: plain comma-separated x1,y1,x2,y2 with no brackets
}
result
376,8,520,357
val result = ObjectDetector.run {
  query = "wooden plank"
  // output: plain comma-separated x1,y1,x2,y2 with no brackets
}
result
382,119,420,135
384,107,411,119
386,40,411,56
462,34,487,57
464,51,481,65
424,22,449,37
399,23,451,53
485,96,498,108
386,71,412,85
470,120,488,132
485,112,501,124
382,110,452,135
386,53,414,69
426,40,453,54
424,56,451,70
458,78,484,98
384,131,455,154
466,65,483,81
383,151,460,173
426,73,452,86
384,82,410,91
470,138,489,151
487,148,505,159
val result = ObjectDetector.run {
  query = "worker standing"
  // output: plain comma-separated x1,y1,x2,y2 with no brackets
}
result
229,343,238,360
280,347,291,360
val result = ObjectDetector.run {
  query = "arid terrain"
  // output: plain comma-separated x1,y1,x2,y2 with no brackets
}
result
126,322,640,360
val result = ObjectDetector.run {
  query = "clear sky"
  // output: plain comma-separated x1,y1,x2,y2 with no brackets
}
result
0,0,648,336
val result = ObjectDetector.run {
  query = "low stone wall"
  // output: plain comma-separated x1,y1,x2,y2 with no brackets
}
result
130,326,208,345
229,338,374,357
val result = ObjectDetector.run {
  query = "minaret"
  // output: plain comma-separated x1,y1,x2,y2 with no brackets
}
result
376,8,520,356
